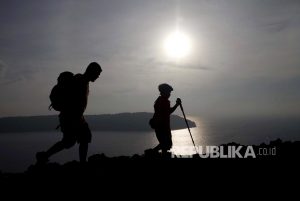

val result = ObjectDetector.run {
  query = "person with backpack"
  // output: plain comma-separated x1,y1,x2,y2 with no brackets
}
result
147,83,181,157
36,62,102,164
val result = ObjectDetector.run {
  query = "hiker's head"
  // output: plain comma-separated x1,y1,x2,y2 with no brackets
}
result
158,83,173,98
85,62,102,82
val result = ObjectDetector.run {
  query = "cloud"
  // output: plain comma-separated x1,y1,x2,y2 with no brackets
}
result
182,64,212,71
0,61,39,85
0,60,7,78
263,20,290,33
0,61,20,85
155,61,213,71
139,57,213,71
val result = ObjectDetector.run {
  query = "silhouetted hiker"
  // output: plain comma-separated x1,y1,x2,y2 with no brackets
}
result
36,62,102,164
147,83,181,158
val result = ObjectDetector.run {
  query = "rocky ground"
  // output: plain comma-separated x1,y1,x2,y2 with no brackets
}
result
0,138,299,184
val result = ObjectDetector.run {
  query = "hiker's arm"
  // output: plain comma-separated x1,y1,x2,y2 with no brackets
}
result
169,98,181,114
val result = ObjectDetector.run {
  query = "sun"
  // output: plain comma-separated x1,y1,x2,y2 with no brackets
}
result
164,30,191,60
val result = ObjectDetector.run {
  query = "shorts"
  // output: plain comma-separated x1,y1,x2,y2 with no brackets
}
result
60,116,92,144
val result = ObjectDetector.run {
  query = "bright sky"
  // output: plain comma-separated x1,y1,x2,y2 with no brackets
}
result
1,0,300,118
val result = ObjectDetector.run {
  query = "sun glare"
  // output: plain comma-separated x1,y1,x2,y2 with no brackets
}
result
164,30,191,60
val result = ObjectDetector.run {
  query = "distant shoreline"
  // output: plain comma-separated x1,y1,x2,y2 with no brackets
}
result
0,112,196,133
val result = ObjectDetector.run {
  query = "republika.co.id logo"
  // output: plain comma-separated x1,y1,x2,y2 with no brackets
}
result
172,145,277,158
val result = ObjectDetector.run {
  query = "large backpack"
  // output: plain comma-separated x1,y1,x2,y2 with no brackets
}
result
149,114,158,129
49,71,74,111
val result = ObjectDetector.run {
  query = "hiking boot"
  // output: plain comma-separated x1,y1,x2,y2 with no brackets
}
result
144,148,160,158
162,151,172,159
144,148,155,155
36,151,49,165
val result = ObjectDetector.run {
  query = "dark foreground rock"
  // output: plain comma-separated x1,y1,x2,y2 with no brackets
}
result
0,139,299,183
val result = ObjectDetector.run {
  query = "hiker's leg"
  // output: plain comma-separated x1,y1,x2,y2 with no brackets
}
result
45,141,65,158
46,138,76,157
79,142,88,163
36,140,66,164
78,121,91,163
154,129,165,152
162,130,172,153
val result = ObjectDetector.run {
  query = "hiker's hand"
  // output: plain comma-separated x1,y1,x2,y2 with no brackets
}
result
176,98,182,105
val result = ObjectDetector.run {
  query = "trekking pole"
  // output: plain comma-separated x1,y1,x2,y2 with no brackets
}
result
179,102,199,155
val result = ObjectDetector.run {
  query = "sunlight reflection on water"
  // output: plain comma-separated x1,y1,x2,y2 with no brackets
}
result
171,116,206,156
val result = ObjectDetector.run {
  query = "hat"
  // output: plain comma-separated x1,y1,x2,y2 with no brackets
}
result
158,83,173,93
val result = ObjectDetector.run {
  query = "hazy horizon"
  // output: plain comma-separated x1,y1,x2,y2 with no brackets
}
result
1,0,300,118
